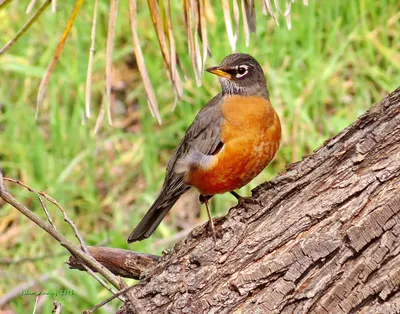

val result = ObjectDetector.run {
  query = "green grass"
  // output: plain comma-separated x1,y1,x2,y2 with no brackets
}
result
1,0,399,312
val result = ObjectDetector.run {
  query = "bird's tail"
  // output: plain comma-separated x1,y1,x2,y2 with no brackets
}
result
127,186,188,243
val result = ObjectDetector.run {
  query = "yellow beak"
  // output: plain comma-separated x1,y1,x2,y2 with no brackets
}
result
206,66,232,79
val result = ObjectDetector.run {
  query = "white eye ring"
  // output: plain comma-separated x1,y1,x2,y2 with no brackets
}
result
235,65,249,78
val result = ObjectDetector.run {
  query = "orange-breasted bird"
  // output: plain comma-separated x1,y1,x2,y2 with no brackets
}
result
127,53,281,243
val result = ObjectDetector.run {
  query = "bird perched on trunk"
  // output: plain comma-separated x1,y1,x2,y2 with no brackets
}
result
128,53,281,243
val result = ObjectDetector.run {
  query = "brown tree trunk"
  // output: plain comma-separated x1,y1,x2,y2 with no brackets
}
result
124,87,400,314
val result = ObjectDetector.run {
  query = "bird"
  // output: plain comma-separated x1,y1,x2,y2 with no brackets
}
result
127,53,281,243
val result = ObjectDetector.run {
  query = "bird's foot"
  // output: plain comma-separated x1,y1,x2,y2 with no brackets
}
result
230,191,263,208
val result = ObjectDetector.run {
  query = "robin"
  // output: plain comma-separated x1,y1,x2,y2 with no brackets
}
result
128,53,281,243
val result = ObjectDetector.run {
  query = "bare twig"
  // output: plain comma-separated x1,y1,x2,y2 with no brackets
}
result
0,0,51,55
3,177,89,254
0,174,121,290
82,263,126,302
83,283,136,314
38,195,56,229
0,173,143,312
49,195,89,254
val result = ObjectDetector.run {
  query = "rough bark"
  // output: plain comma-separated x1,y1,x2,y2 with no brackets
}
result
128,87,400,314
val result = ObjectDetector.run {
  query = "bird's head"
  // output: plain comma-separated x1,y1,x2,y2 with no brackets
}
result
206,53,269,98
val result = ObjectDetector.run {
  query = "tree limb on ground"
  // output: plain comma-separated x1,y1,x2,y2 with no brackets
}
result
67,247,160,280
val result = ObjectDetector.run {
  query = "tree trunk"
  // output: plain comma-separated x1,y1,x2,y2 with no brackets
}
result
130,87,400,313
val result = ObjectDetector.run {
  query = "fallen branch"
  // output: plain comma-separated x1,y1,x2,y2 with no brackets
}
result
68,246,160,280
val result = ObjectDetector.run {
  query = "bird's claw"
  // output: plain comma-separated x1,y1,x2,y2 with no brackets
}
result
231,191,263,208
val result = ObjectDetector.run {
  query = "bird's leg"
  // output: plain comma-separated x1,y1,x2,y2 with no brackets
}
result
230,191,242,201
201,195,216,242
230,191,263,207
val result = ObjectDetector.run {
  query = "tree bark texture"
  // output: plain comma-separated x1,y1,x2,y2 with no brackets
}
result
131,87,400,313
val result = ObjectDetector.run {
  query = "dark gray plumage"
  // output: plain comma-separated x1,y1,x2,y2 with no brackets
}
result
127,94,224,242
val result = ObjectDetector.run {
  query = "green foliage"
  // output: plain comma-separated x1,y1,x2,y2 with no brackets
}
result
0,0,399,312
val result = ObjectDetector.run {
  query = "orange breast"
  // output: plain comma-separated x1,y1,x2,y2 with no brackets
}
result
187,95,281,195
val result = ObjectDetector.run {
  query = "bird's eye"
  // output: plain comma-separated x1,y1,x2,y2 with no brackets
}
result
235,65,249,78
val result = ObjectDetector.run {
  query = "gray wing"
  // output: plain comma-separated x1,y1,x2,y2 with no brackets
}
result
127,93,224,242
166,93,224,177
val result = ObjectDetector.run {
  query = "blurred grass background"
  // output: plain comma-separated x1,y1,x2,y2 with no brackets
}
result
0,0,399,312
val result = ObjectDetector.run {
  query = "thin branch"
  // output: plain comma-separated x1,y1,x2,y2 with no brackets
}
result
81,263,125,302
38,195,56,229
3,177,89,254
0,174,143,312
0,174,122,290
45,193,89,254
0,0,51,55
83,284,136,314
